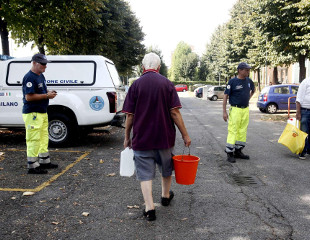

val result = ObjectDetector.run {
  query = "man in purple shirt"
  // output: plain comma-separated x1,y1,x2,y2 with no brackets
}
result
122,52,191,221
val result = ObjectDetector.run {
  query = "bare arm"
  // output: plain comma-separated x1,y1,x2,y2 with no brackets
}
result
250,91,255,99
223,94,229,122
170,108,191,147
124,113,134,148
296,101,301,121
25,90,57,101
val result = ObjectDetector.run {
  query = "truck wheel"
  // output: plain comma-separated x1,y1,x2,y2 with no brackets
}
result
48,113,76,146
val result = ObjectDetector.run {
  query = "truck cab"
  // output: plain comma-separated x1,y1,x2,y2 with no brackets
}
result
0,55,126,146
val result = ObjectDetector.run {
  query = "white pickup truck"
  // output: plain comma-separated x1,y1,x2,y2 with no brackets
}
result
0,55,126,146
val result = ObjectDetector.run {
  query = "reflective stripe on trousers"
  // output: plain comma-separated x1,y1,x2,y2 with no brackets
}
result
226,107,249,153
23,113,50,168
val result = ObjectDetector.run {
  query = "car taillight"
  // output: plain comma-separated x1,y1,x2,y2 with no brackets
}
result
107,92,117,113
263,93,268,102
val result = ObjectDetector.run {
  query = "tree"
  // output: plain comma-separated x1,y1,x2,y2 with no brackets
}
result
0,17,9,55
203,25,229,82
255,0,310,82
0,0,24,55
3,0,145,75
168,41,193,81
178,52,199,81
197,55,209,81
8,1,103,54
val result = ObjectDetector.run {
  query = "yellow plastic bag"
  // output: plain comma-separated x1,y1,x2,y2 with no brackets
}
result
278,121,308,154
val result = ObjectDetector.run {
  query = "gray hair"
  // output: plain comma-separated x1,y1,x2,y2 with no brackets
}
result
142,52,161,70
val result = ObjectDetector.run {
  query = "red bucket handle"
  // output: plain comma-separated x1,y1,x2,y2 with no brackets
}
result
181,146,191,161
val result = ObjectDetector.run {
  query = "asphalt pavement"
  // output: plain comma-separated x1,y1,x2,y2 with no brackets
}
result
0,93,309,240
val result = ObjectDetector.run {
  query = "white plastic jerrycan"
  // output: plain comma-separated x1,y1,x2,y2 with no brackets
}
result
287,117,297,126
120,147,135,177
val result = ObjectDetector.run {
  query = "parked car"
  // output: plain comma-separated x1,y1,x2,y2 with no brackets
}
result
175,84,188,92
257,84,299,114
207,86,225,101
193,83,205,88
194,87,203,98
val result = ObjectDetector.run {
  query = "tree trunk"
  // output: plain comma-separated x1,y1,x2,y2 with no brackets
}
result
299,54,306,83
272,67,278,85
37,29,45,54
257,69,261,92
0,18,10,56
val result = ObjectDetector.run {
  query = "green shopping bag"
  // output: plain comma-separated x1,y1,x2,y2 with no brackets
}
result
278,120,308,154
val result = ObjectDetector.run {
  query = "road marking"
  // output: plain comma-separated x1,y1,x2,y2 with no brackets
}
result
0,150,90,192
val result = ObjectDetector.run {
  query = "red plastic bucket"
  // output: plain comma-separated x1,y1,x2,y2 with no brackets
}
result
173,154,200,185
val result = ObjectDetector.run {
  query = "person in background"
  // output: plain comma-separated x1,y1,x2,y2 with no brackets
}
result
122,52,191,221
223,62,255,163
296,77,310,159
22,53,58,174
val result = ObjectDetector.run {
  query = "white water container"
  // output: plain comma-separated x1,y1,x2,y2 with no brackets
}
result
120,147,135,177
287,117,297,126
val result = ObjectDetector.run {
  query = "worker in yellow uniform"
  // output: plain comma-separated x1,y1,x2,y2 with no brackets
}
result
223,62,255,163
22,54,58,174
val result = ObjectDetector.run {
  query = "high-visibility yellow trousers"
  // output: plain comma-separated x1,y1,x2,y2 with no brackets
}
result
23,113,50,169
226,106,249,153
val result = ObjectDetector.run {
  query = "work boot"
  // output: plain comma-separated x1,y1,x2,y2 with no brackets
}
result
40,162,58,169
234,149,250,159
28,167,48,174
226,152,236,163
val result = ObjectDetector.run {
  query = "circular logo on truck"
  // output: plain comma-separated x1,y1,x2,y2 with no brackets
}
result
89,96,104,111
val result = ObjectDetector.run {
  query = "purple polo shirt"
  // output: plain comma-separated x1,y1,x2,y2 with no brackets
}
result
122,71,182,151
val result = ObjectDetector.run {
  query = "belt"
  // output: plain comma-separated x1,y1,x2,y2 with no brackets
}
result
231,105,248,109
301,107,310,111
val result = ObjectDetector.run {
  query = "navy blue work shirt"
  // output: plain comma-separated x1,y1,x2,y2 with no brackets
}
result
224,77,255,107
22,70,49,113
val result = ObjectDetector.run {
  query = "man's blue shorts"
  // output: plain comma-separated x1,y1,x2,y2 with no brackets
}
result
133,148,174,181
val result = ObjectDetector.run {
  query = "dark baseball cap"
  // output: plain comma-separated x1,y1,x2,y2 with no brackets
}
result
237,62,251,69
31,53,51,64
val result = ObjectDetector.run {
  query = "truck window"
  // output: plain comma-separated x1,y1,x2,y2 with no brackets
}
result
106,62,122,87
6,61,96,86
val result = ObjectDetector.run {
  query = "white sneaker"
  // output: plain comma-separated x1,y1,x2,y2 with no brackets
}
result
299,153,306,160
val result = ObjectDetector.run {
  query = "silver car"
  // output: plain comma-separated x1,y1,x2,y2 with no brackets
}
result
207,86,225,101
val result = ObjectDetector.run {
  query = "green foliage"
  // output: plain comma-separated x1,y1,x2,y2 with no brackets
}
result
134,46,168,77
2,0,145,75
178,52,199,81
253,0,309,81
202,0,310,84
169,41,198,81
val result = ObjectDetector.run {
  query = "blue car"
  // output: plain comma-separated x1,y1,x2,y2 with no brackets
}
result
257,84,299,114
